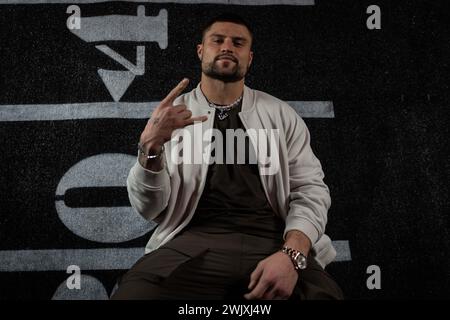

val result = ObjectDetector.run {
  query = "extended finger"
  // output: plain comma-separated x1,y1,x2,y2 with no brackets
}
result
183,115,208,126
172,104,188,113
179,110,192,120
248,265,263,291
262,286,279,300
244,277,269,300
161,78,189,106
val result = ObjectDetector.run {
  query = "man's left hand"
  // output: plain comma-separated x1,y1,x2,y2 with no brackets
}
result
244,251,298,300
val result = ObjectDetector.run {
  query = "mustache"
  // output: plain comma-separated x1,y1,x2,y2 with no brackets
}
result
215,54,238,63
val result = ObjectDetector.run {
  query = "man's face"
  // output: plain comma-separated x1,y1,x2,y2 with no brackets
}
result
197,21,253,83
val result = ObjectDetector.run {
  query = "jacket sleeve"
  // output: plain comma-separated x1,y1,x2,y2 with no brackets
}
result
283,108,331,245
126,152,171,221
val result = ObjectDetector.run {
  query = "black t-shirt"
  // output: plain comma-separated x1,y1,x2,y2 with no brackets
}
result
186,101,284,239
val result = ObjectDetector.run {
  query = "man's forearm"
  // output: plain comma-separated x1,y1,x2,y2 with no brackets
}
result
283,230,312,256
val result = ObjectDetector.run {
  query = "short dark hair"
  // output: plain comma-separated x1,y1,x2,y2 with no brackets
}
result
201,13,253,43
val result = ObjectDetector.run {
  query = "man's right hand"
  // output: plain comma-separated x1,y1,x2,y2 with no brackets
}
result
139,78,208,155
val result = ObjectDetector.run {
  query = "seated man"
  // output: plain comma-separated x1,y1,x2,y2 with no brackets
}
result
112,13,343,300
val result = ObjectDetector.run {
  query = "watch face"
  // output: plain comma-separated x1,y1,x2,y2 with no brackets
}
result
295,254,307,269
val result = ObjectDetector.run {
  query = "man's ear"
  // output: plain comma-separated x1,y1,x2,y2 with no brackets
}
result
248,51,254,67
197,44,203,61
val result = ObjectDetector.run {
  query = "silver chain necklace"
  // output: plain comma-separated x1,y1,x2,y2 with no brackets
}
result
207,95,243,121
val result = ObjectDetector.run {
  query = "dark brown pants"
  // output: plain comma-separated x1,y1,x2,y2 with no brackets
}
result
111,230,344,300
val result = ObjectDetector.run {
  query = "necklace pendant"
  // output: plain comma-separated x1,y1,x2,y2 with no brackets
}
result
207,94,242,121
217,110,229,120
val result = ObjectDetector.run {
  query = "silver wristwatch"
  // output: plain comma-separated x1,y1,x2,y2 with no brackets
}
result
281,246,308,270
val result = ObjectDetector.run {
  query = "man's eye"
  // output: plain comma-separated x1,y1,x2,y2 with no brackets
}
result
234,42,243,47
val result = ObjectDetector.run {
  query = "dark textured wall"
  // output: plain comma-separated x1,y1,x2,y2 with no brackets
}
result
0,0,448,299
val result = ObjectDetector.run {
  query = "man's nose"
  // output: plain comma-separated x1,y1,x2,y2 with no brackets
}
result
220,38,234,53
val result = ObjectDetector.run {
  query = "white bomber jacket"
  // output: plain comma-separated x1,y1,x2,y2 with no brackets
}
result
127,83,337,268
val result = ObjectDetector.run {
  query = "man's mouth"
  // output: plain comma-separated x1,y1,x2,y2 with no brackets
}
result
216,55,237,63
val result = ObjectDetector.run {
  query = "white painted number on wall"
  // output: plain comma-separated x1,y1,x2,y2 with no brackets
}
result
66,265,81,290
366,5,381,30
366,265,381,289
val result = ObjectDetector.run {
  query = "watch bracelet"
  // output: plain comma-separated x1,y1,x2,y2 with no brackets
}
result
281,246,307,270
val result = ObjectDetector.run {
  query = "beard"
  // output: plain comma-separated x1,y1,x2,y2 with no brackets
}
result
202,56,249,83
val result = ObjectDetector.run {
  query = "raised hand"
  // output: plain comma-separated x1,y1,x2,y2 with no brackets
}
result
139,78,208,153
